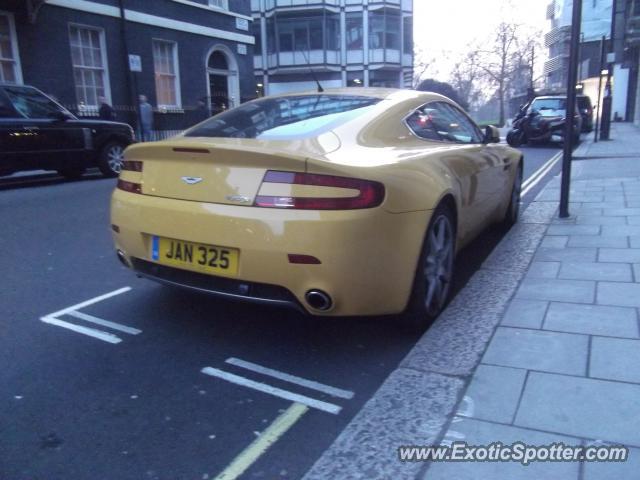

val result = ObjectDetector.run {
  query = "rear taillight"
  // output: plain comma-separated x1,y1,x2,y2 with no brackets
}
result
117,179,142,194
254,170,385,210
122,160,143,172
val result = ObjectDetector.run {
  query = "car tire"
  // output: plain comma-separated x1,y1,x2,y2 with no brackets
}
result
98,140,126,177
502,162,523,229
57,167,86,180
402,202,456,331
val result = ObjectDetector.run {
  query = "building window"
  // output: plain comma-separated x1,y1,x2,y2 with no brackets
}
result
153,40,181,108
69,25,109,109
369,8,400,50
0,12,21,84
208,0,229,10
252,20,262,52
345,12,363,50
403,16,412,53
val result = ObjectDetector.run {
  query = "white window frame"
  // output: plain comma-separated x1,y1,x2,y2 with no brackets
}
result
0,10,23,84
68,23,112,112
208,0,229,10
152,39,182,109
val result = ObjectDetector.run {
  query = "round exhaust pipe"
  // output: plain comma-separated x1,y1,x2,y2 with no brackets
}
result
116,250,130,268
305,289,332,311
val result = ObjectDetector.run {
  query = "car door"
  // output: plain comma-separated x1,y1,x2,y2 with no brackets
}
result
2,85,88,171
407,101,503,239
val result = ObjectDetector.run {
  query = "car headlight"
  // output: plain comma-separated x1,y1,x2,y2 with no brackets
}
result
127,125,135,141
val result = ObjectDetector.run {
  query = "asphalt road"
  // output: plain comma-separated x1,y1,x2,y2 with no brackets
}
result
0,144,561,480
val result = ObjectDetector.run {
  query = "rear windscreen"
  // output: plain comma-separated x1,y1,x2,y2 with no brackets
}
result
184,95,380,139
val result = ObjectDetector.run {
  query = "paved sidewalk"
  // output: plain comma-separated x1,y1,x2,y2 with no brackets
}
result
304,123,640,480
425,122,640,479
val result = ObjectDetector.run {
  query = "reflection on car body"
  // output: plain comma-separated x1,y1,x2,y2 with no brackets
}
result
111,88,523,329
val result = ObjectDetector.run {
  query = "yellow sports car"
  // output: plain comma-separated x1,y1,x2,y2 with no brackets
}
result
111,88,522,328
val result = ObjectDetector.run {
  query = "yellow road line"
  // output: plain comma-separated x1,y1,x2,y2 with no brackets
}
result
214,402,309,480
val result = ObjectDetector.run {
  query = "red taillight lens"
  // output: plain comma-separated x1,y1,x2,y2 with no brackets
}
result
254,171,385,210
122,160,143,172
117,179,142,194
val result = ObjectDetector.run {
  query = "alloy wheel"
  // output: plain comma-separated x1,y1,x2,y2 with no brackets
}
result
423,214,454,316
107,145,124,174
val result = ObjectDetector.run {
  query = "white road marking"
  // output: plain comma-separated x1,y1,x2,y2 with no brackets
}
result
66,310,142,335
43,287,132,319
521,151,563,197
40,287,137,344
40,316,122,344
225,357,354,400
201,367,342,414
213,402,308,480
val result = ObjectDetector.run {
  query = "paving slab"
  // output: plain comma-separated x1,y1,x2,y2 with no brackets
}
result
540,236,568,248
597,282,640,307
526,261,560,279
424,418,580,480
515,372,640,446
302,369,464,480
501,299,548,329
558,262,632,282
599,248,640,263
515,277,595,304
456,365,526,424
547,225,601,236
544,302,638,338
567,236,628,248
534,247,597,263
575,216,627,226
590,337,640,383
583,445,640,480
482,327,588,376
602,225,640,236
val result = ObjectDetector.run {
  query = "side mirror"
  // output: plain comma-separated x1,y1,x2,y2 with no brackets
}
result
483,125,500,144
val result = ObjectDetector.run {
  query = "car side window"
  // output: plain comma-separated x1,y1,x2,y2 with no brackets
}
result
406,102,483,144
3,86,65,119
0,93,16,118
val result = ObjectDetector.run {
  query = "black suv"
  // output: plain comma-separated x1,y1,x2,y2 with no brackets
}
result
0,83,135,179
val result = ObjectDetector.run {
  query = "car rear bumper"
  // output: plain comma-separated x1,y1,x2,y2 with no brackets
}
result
111,189,431,316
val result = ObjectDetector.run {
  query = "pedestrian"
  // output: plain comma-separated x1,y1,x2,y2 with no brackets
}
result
138,94,154,141
98,96,115,121
195,99,209,123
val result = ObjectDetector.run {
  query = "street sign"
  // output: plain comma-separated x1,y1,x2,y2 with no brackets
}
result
128,54,142,72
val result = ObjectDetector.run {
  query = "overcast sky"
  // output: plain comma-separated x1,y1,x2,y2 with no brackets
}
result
413,0,549,81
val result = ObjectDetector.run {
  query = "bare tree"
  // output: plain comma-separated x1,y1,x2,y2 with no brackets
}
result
449,50,484,111
475,22,542,126
412,46,437,88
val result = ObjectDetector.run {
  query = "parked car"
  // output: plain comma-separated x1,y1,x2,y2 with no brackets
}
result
111,88,523,329
0,83,135,179
506,95,582,147
577,94,594,133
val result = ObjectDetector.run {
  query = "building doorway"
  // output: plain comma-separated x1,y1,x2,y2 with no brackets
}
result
206,46,239,114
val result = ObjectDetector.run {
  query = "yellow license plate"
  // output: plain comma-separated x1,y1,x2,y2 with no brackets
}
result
150,236,239,276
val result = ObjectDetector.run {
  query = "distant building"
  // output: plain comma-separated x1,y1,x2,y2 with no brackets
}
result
0,0,255,137
544,0,613,90
615,0,640,124
251,0,413,96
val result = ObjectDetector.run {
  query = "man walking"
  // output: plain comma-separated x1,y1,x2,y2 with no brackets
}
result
138,94,154,141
